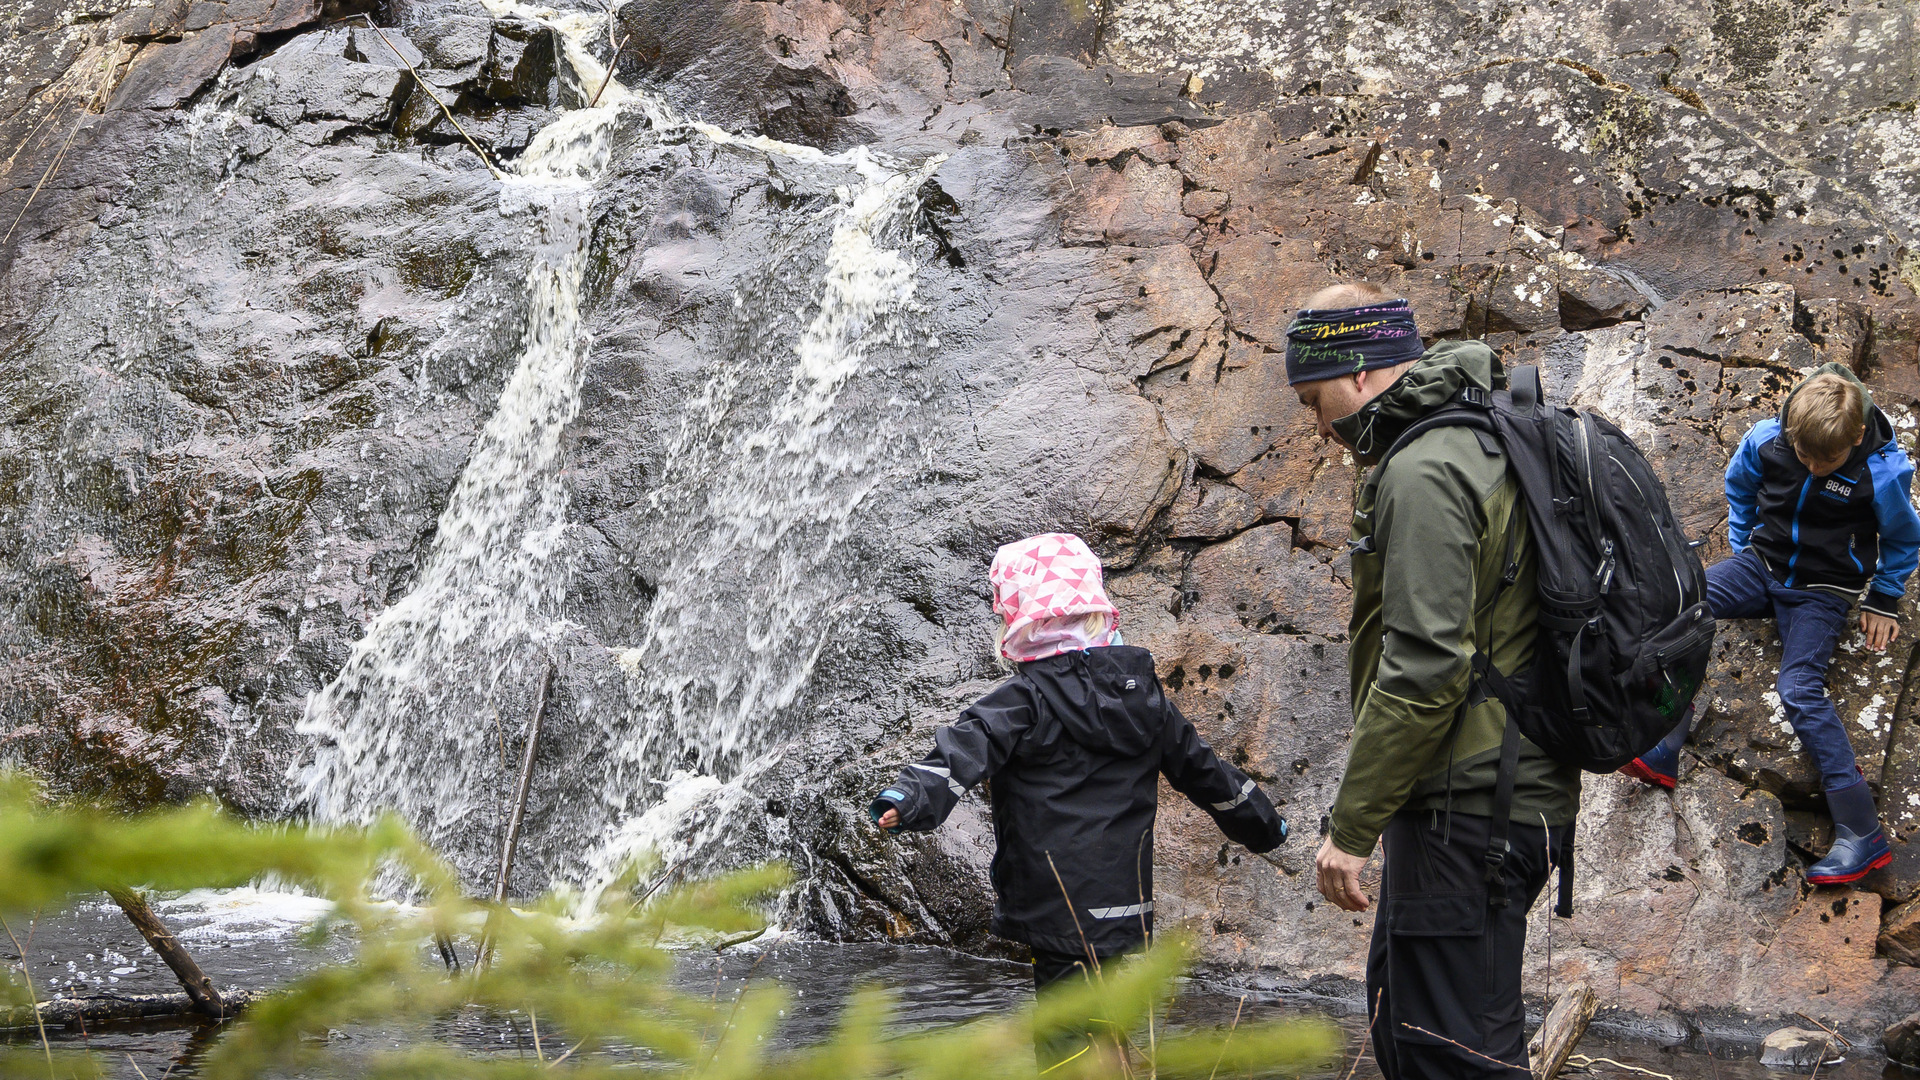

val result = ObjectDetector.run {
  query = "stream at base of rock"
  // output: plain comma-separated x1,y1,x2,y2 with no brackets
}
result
2,891,1904,1079
8,0,1920,1040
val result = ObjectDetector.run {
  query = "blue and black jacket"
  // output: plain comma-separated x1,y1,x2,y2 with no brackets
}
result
1726,362,1920,617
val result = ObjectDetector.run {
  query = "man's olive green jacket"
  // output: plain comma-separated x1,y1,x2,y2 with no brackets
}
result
1326,341,1581,859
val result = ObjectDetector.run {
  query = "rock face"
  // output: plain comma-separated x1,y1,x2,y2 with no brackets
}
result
4,0,1920,1036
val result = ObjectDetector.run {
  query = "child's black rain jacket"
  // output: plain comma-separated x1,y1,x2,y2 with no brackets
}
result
881,645,1286,957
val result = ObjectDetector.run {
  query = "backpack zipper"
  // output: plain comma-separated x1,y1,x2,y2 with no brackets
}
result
1613,453,1687,604
1578,419,1615,596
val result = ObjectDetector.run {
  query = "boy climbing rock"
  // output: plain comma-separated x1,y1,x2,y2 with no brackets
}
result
1627,363,1920,885
869,533,1286,1006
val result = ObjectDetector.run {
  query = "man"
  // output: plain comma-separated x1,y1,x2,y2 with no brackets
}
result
1291,282,1580,1080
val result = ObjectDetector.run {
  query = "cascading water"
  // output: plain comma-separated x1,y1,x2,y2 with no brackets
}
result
583,147,943,890
291,52,620,875
293,0,942,897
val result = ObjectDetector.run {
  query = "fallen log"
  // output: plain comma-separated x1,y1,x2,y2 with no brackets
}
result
0,989,259,1031
106,887,228,1018
1528,983,1598,1080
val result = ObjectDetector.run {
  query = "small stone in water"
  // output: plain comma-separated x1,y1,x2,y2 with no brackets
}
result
1759,1028,1841,1068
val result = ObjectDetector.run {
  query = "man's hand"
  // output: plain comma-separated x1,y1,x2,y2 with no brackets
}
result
1315,835,1372,912
1862,611,1900,651
876,807,900,830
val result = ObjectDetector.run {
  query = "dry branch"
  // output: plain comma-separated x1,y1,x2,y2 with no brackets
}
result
1528,983,1597,1080
347,14,505,181
496,660,555,904
589,33,630,109
0,990,258,1031
106,888,229,1018
478,660,556,968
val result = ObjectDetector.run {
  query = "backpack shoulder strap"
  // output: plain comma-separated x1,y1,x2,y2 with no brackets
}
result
1507,364,1542,416
1377,391,1500,470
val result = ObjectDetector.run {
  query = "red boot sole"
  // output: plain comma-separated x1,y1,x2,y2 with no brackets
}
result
1806,850,1894,886
1620,759,1676,789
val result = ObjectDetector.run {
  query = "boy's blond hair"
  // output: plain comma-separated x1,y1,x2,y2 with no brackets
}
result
1785,373,1866,460
1302,280,1399,309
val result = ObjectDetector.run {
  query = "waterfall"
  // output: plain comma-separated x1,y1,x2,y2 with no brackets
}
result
290,41,617,870
586,147,942,892
293,1,941,896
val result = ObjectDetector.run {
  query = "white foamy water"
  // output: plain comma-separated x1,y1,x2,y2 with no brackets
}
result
293,9,621,859
295,1,943,896
155,886,336,944
581,147,942,891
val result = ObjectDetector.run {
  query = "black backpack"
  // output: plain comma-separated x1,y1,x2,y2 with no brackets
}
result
1380,364,1715,912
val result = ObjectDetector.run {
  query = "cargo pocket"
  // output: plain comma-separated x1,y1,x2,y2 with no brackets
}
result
1384,891,1493,1048
1386,891,1486,937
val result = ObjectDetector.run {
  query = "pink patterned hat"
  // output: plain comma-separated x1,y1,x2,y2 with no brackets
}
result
989,533,1120,662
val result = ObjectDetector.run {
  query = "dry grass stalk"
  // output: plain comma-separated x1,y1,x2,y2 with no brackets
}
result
700,949,768,1069
1045,850,1102,981
1134,833,1155,1076
4,44,127,246
1401,1024,1532,1072
1568,1055,1676,1080
1206,995,1246,1080
1343,988,1383,1080
1795,1012,1852,1051
0,913,54,1076
347,14,505,181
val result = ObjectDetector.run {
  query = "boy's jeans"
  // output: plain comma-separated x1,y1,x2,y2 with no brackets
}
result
1708,550,1860,790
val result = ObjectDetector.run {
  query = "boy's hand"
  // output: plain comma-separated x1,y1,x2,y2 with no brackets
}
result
1862,611,1900,651
876,807,900,830
1314,836,1372,912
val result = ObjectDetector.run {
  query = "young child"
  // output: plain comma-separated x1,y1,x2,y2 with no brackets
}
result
870,533,1287,993
1625,363,1919,885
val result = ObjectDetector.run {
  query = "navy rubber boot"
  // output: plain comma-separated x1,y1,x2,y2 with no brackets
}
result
1621,708,1690,789
1808,776,1892,886
1806,823,1892,885
1621,741,1678,789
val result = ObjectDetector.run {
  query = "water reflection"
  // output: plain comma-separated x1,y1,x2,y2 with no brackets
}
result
3,899,1906,1079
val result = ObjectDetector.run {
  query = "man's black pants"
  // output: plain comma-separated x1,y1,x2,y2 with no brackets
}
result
1367,810,1564,1080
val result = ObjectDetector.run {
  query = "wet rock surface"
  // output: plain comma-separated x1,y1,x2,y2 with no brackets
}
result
5,0,1920,1038
1889,1011,1920,1069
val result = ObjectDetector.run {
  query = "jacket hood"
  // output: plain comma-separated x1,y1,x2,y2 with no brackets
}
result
1330,340,1504,463
1019,645,1163,757
1778,361,1893,460
989,533,1119,662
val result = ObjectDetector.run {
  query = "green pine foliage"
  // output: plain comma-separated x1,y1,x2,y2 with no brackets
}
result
0,774,1338,1078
